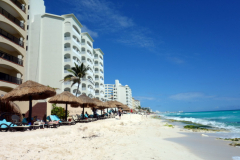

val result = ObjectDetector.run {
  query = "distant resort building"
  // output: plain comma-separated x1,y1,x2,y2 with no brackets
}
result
105,80,133,108
132,98,140,109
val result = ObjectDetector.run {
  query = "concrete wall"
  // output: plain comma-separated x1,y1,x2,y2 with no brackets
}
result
39,15,64,90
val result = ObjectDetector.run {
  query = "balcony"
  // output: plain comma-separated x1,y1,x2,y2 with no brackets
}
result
73,49,81,57
0,28,24,47
64,47,71,51
73,59,81,65
85,60,93,67
0,7,25,30
88,79,94,86
87,51,93,58
73,28,80,37
64,58,71,62
10,0,26,13
0,50,23,66
64,37,70,40
82,87,86,91
95,78,99,80
86,70,93,77
0,72,22,85
100,86,105,91
94,56,98,60
64,70,70,73
73,38,81,47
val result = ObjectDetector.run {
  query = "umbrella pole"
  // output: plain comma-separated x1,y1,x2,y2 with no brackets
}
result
28,96,32,124
101,109,102,116
82,104,85,120
65,103,68,121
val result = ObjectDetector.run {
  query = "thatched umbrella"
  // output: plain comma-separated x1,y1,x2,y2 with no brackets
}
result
92,98,109,115
104,101,116,113
48,91,83,120
108,100,124,112
71,93,97,119
0,98,23,121
2,80,56,123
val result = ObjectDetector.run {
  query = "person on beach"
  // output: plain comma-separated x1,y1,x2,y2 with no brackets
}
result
118,108,122,120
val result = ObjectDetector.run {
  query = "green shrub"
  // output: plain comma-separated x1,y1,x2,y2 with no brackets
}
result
164,123,174,128
51,104,69,120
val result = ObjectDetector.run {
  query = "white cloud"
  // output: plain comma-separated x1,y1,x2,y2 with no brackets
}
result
81,25,98,38
60,0,156,50
170,92,240,101
169,92,212,100
62,0,134,31
135,96,155,101
117,30,155,48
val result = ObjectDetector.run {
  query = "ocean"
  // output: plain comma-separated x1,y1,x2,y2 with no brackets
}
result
159,110,240,138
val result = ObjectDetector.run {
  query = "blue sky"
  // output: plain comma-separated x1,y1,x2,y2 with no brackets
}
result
45,0,240,112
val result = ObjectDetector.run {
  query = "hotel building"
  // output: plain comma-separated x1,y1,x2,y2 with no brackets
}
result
0,0,29,96
26,1,105,101
105,80,132,108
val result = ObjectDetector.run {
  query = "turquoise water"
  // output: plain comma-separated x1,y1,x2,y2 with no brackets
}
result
160,110,240,138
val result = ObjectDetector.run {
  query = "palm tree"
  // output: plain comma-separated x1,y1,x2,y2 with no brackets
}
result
62,63,89,96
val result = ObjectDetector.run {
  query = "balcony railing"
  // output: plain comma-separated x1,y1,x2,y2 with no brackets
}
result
64,58,71,62
10,0,26,12
0,50,23,66
64,37,70,40
0,72,22,84
0,7,25,30
0,28,24,47
64,47,71,51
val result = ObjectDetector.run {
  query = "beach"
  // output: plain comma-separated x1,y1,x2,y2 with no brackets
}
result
0,114,239,160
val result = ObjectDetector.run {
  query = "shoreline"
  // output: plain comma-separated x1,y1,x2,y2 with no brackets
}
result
0,114,239,159
156,115,240,160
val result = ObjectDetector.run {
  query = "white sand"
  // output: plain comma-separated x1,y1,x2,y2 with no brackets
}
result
0,115,203,160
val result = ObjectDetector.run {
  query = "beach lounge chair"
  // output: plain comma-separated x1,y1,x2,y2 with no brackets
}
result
88,115,97,121
72,115,80,123
48,115,75,125
77,114,91,123
0,119,29,132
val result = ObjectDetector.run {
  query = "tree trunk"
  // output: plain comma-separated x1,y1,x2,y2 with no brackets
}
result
76,80,80,96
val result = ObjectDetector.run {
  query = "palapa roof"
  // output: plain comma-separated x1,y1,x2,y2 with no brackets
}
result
92,98,111,109
105,101,116,108
48,91,82,105
2,80,56,101
121,105,129,110
108,100,124,106
71,93,97,107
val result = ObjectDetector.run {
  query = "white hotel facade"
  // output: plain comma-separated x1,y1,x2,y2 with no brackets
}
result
26,0,105,101
105,80,133,108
